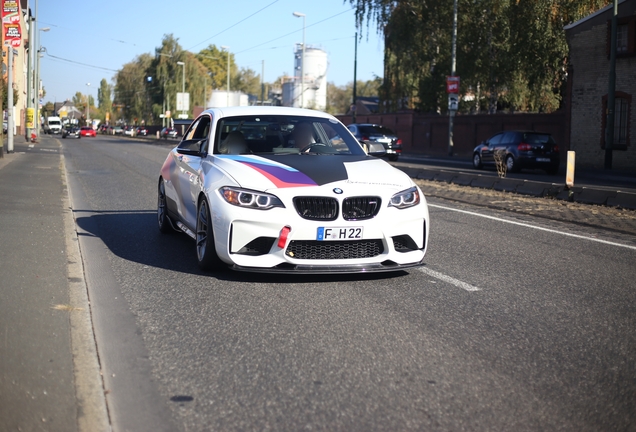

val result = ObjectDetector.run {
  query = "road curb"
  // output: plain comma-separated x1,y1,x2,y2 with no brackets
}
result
397,165,636,210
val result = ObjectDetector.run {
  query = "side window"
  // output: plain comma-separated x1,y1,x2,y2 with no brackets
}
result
184,118,201,141
488,133,503,146
501,131,517,146
193,116,211,140
179,116,212,152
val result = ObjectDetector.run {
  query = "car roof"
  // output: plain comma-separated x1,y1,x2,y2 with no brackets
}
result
493,130,551,135
201,106,337,121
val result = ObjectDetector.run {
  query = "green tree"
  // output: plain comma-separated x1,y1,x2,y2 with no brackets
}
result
97,78,112,122
348,0,611,113
2,76,19,109
326,78,382,115
114,53,154,124
234,67,261,96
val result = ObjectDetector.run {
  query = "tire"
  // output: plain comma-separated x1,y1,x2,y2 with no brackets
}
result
388,154,398,162
506,155,519,173
196,198,224,271
157,179,172,234
473,153,483,169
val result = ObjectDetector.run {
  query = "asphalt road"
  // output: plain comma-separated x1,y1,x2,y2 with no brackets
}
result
51,134,636,430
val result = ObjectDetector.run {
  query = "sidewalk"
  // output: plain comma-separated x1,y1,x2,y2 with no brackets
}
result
0,137,108,431
395,153,636,210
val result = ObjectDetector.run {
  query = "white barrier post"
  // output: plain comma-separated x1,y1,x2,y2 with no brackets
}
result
566,151,575,188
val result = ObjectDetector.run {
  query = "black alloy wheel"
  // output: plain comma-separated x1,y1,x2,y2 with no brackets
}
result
157,179,172,233
196,198,224,271
473,153,483,169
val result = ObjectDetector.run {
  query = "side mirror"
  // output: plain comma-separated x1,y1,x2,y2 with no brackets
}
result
366,142,386,157
176,139,206,156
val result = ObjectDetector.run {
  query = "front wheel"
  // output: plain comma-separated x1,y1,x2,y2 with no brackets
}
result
473,153,482,169
196,198,224,271
157,180,172,233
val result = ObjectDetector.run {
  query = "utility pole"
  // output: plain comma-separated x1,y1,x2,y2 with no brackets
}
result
605,0,618,170
0,49,3,158
352,31,357,124
25,16,34,141
447,0,458,156
293,12,306,108
261,60,265,105
8,47,15,153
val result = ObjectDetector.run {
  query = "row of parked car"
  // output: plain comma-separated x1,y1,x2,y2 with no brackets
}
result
63,118,559,175
62,126,96,138
94,124,179,140
347,123,560,174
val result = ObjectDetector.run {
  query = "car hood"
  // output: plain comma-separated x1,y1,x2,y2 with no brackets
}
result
213,154,413,191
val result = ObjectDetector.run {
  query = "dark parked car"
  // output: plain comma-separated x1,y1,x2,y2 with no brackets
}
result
62,127,81,139
347,123,402,161
160,127,178,139
135,126,148,136
472,130,560,175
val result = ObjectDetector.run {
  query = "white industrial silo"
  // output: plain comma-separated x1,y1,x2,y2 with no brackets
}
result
283,44,328,110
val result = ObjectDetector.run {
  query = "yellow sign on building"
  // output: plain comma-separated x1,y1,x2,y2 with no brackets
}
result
26,107,34,129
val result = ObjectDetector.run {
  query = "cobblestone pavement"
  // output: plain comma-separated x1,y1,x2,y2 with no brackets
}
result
415,179,636,237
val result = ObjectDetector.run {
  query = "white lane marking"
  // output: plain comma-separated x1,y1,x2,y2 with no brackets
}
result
417,267,482,292
429,203,636,251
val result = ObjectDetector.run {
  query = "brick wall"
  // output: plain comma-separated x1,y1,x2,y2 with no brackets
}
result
338,112,566,158
568,19,636,170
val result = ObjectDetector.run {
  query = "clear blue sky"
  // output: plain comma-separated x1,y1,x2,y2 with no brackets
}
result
37,0,385,104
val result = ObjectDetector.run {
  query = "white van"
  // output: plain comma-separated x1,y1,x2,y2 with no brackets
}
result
44,116,62,134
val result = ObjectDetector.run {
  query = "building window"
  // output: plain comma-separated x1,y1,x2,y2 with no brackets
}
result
601,92,631,150
617,24,629,53
607,17,636,57
615,98,629,146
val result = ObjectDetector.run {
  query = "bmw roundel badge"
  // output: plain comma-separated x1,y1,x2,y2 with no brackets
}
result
333,188,343,194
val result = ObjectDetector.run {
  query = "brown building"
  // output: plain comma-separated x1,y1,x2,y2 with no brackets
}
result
565,0,636,170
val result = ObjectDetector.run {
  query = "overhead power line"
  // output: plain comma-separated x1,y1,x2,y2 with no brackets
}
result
44,52,119,72
236,8,354,54
187,0,280,51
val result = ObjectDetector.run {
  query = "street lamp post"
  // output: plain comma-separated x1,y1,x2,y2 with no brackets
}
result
293,12,305,109
34,27,49,136
203,71,212,109
221,46,230,107
25,18,35,141
85,83,90,126
177,61,185,117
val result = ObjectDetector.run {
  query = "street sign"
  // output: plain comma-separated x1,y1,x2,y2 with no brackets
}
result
2,0,22,47
26,107,34,129
446,76,460,94
176,93,190,112
448,94,459,111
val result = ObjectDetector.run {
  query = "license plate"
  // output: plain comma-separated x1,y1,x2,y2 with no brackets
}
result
536,157,550,162
317,227,363,241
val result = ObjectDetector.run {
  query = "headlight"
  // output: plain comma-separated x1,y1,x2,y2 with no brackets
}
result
389,186,420,209
219,187,285,210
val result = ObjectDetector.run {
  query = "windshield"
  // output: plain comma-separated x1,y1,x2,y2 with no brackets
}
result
359,125,395,136
214,115,366,156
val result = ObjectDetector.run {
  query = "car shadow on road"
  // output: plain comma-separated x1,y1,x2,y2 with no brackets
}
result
74,210,409,284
